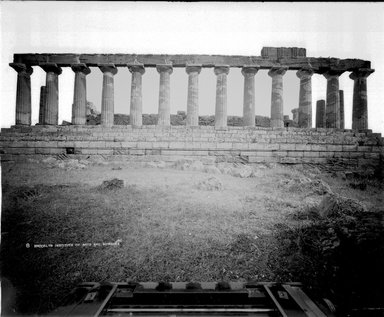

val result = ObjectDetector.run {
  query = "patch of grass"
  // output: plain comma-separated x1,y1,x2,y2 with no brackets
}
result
1,182,276,314
1,162,383,316
269,199,384,315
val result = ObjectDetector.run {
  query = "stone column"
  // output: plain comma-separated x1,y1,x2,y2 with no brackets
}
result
186,64,202,126
128,64,145,126
296,68,314,128
323,70,344,129
339,90,345,129
350,68,375,130
156,64,173,126
71,64,91,125
268,67,288,128
99,64,118,127
40,63,62,125
241,66,260,126
38,86,46,124
316,100,326,128
291,108,299,125
214,65,230,129
9,63,33,126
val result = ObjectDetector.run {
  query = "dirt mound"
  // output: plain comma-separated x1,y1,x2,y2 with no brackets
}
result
41,157,89,170
99,178,125,190
279,175,331,195
318,193,368,218
196,177,223,191
168,160,258,178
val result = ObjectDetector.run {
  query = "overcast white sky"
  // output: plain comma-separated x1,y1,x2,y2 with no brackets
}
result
1,2,384,134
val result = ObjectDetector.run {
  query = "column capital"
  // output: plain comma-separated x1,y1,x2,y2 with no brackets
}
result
349,68,375,80
128,63,145,74
99,64,118,75
71,63,91,75
156,64,173,74
214,65,230,75
241,65,260,76
9,63,33,75
40,63,62,75
268,66,288,77
186,64,202,74
296,67,314,79
323,69,344,80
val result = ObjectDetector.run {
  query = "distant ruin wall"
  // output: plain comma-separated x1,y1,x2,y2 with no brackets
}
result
85,114,271,127
1,126,383,169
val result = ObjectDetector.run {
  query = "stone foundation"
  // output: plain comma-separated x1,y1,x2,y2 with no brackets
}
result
1,126,383,169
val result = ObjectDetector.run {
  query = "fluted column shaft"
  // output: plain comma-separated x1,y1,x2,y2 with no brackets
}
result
71,64,91,125
339,90,345,129
316,100,326,128
296,68,314,128
214,65,230,129
10,63,33,126
324,70,344,129
40,63,62,125
186,65,202,126
99,64,118,127
128,64,145,126
242,66,259,126
268,67,287,128
39,86,46,124
350,68,374,130
156,65,173,126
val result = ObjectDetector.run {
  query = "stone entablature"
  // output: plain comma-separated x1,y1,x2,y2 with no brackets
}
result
9,48,374,131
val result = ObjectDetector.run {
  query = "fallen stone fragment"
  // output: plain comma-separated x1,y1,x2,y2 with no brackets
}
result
99,178,125,190
196,177,223,191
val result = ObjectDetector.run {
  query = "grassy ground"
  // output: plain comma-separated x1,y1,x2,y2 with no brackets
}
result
1,158,383,315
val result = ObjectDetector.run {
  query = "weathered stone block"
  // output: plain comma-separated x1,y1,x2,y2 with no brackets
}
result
129,149,145,155
273,151,288,157
364,152,380,159
216,143,233,150
295,144,311,151
279,144,296,151
311,144,327,151
253,151,274,157
326,144,343,152
287,151,304,157
319,151,335,158
303,151,320,157
342,145,358,151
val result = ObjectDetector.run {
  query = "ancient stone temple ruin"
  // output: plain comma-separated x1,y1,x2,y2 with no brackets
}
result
1,47,383,170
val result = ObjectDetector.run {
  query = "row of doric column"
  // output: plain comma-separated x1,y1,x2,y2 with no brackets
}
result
9,63,374,130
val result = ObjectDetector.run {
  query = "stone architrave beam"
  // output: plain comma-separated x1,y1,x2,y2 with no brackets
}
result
40,63,62,125
350,68,375,130
323,69,344,129
296,67,314,128
268,66,288,128
128,64,145,126
185,64,202,127
9,63,33,126
13,53,371,71
214,65,230,129
71,64,91,125
156,64,173,126
99,64,118,127
241,65,260,127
